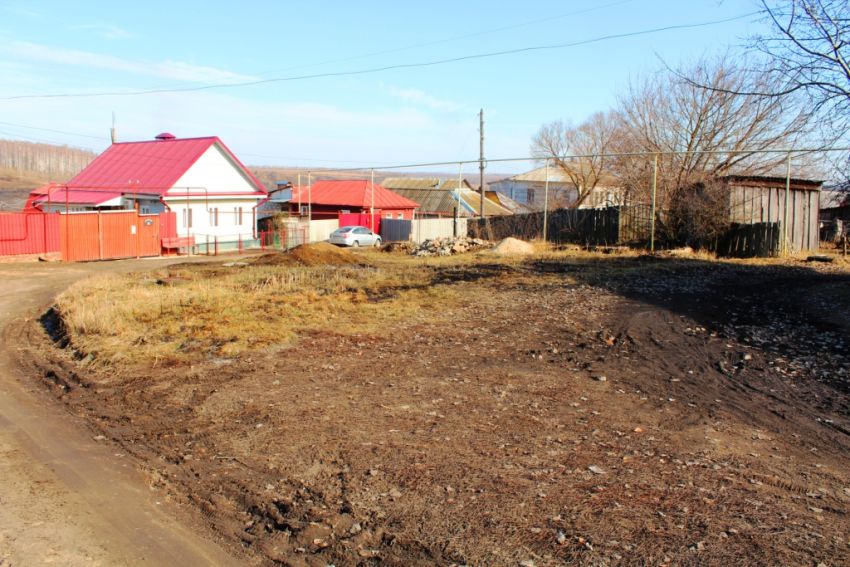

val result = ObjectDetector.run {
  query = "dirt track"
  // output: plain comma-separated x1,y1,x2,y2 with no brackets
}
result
0,258,242,566
21,253,850,566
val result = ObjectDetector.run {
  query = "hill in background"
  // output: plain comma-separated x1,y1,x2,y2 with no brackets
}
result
0,140,97,210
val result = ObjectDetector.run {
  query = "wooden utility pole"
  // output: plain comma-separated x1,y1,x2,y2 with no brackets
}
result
479,108,485,218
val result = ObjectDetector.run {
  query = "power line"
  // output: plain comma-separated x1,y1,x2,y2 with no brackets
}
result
250,0,638,77
0,12,759,101
0,120,105,140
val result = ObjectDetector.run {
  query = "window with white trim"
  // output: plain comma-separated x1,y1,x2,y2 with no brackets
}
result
183,208,193,228
234,206,243,225
210,207,219,227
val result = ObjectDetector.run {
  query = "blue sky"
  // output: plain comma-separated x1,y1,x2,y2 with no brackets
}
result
0,1,765,172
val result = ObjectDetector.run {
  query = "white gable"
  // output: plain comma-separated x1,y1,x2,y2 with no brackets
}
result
169,143,259,195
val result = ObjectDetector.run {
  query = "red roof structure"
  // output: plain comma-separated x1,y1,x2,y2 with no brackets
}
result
291,180,419,209
65,136,266,195
34,188,123,206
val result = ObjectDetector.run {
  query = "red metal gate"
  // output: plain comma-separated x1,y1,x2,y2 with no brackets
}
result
338,212,381,233
60,211,161,262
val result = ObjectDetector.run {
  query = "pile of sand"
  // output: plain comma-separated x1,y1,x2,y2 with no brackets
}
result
487,237,535,256
253,242,363,266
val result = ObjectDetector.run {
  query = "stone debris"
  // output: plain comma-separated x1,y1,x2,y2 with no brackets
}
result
382,241,415,254
412,236,488,257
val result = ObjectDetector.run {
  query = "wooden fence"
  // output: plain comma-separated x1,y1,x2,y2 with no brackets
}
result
716,222,781,258
468,205,653,246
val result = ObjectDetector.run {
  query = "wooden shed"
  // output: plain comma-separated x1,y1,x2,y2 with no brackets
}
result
724,175,821,254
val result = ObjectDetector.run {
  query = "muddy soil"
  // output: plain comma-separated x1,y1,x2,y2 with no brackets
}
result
21,257,850,566
0,258,242,567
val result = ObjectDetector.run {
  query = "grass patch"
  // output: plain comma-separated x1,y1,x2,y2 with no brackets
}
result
56,259,456,367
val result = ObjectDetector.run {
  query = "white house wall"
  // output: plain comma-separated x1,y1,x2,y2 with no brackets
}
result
163,197,259,242
170,144,258,195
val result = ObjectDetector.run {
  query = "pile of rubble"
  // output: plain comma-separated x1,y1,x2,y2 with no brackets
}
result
412,236,488,257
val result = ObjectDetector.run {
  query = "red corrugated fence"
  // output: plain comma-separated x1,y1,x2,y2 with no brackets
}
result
0,212,60,256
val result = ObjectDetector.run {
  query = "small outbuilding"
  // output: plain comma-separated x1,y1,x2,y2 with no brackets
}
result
724,175,821,254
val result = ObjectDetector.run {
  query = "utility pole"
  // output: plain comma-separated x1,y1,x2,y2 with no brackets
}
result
479,108,485,218
543,159,550,242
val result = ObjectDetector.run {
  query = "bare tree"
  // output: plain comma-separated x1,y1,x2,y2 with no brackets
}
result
614,55,814,208
530,111,619,208
0,139,96,180
752,1,850,133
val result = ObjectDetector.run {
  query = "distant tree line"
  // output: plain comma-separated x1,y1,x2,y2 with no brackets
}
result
0,139,96,180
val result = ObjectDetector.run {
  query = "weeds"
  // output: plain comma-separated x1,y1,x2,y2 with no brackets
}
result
56,260,455,367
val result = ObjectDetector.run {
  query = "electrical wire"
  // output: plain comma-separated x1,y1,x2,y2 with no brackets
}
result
0,11,759,101
0,120,105,140
250,0,638,77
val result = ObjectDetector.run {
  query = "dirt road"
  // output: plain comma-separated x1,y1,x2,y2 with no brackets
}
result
0,258,242,566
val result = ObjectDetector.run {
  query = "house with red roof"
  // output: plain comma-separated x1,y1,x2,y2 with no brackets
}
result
27,133,268,245
288,180,419,221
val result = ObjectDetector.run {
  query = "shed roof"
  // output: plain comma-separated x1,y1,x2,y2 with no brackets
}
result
485,190,533,214
390,188,459,215
391,186,513,217
722,175,823,191
381,177,441,190
291,180,419,209
65,136,267,195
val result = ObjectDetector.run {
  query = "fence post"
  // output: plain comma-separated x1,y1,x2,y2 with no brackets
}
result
543,158,550,242
782,152,791,257
650,154,658,253
238,234,243,254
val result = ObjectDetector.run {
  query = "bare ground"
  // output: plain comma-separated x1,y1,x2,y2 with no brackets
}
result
18,253,850,566
0,258,243,567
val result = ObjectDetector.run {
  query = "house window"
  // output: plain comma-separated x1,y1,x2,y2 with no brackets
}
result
234,207,243,225
183,208,193,228
340,209,351,214
397,213,404,219
210,207,219,227
384,212,393,219
300,205,309,216
141,206,151,215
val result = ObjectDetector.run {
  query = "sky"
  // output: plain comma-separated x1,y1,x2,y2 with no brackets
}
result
0,0,767,173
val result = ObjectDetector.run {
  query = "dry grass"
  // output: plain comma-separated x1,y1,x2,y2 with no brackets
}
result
56,259,457,367
56,245,849,369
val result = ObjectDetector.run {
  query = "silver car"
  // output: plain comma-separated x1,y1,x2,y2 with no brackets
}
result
329,225,382,247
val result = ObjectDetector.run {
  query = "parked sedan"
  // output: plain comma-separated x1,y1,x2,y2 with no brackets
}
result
329,226,382,247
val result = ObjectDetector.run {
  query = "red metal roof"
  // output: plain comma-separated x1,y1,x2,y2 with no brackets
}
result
65,136,266,195
34,187,123,205
291,180,419,209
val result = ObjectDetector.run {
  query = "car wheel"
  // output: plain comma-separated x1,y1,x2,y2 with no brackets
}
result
352,240,360,247
374,238,382,247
